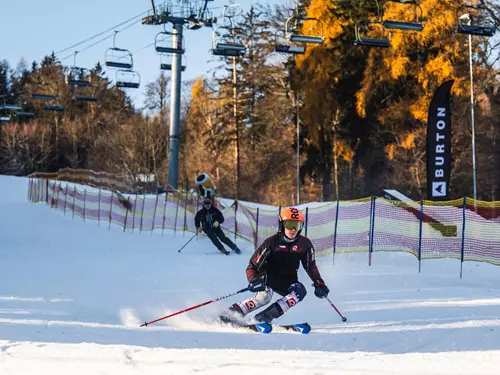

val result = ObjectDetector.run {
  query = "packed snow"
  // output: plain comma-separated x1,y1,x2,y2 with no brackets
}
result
1,175,499,374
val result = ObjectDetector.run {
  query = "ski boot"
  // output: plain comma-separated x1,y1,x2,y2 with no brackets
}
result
218,303,245,325
218,247,230,255
254,302,284,323
232,246,241,255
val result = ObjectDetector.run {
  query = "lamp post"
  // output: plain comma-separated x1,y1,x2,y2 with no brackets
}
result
460,13,477,200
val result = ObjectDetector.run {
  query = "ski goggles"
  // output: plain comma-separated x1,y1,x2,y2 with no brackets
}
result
283,220,302,231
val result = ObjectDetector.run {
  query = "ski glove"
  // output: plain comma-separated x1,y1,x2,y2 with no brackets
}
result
213,221,220,228
248,274,267,292
313,280,329,299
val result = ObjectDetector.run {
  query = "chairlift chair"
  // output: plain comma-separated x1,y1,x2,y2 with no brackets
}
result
15,111,35,118
381,0,424,32
274,44,306,55
105,31,134,69
160,54,186,72
43,105,65,112
31,89,64,111
211,26,246,57
115,70,141,89
353,20,391,48
285,16,324,44
155,31,185,54
73,95,97,102
458,14,496,37
274,30,306,55
66,52,93,87
31,93,56,101
0,104,22,111
220,3,244,30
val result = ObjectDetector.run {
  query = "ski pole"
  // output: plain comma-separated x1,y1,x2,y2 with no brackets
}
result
177,234,197,253
326,296,347,322
140,287,249,327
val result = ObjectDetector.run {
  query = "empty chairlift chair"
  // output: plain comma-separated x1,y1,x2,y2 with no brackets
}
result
105,31,134,69
274,29,307,55
155,31,185,55
457,13,496,37
160,53,186,72
211,26,246,57
31,91,64,112
115,70,141,89
66,52,97,102
353,20,391,48
381,0,424,32
211,3,247,57
0,101,34,119
285,16,324,45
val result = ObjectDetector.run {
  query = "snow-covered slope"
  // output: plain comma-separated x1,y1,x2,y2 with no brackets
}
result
1,175,499,374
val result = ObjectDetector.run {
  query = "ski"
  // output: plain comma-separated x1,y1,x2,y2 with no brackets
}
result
272,322,311,334
232,322,310,334
227,322,273,333
217,316,309,334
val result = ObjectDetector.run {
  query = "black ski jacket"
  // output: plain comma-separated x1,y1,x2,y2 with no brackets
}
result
246,233,324,293
194,206,225,231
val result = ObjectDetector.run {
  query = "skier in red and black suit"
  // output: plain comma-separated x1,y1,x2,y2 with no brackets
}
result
220,207,329,323
195,197,241,255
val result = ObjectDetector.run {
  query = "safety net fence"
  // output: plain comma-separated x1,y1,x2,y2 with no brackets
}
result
29,178,500,273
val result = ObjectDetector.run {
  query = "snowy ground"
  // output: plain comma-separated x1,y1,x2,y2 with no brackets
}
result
1,175,499,374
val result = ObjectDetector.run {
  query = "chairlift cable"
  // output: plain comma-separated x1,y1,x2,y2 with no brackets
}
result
55,9,149,56
59,20,139,62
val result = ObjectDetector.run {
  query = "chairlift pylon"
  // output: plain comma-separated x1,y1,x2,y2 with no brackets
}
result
353,20,391,48
105,31,134,69
381,0,424,32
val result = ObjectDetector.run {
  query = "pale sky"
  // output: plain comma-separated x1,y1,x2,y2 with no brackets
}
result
1,0,286,109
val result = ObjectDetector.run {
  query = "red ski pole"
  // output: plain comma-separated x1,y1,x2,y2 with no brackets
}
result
326,296,347,322
140,287,249,327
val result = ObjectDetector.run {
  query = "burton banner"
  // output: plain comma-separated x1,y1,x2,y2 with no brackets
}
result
426,80,454,200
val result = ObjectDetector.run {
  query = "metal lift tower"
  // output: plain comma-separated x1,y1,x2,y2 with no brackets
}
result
142,0,216,190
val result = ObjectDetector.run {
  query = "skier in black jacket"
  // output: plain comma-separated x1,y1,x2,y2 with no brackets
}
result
194,197,241,255
219,207,329,323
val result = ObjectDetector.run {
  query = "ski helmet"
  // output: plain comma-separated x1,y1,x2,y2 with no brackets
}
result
279,207,305,240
